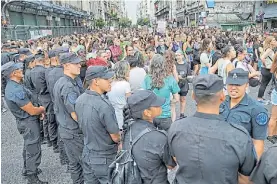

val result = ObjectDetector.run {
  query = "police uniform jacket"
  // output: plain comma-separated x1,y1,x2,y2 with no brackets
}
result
122,119,176,184
220,94,269,140
53,75,83,131
168,112,257,184
75,90,119,157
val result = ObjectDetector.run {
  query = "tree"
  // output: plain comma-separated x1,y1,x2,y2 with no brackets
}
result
137,17,150,26
119,18,132,28
95,18,105,29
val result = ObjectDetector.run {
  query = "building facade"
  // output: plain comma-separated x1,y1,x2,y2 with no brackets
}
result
1,0,126,40
154,0,176,25
256,0,277,30
174,0,255,30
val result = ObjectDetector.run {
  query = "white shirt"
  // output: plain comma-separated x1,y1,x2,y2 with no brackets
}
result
107,80,131,129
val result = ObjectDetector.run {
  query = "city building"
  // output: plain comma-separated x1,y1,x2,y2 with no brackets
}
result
136,0,156,26
174,0,255,30
1,0,126,40
255,0,277,30
154,0,176,26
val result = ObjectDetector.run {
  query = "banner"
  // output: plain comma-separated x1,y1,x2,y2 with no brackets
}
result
30,29,52,39
157,21,166,34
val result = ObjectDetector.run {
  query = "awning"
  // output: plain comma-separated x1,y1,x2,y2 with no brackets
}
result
264,4,277,19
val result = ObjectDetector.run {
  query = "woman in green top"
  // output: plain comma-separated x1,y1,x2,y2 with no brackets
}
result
142,54,180,131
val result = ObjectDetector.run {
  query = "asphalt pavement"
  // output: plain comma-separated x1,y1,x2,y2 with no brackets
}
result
1,85,273,184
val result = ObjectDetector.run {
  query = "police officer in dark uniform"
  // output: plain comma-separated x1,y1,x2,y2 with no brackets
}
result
53,52,84,184
1,45,19,113
30,50,54,147
168,74,257,184
250,145,277,184
1,62,48,184
47,48,70,165
43,47,69,151
23,55,35,91
18,48,33,63
75,66,120,184
220,68,269,159
121,90,176,184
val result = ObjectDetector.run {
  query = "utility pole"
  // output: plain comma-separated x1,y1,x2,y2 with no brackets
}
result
197,0,200,27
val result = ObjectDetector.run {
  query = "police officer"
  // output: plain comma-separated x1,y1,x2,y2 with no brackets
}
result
47,48,70,165
121,90,176,183
250,144,277,184
18,48,33,63
23,55,35,90
53,52,84,184
1,62,48,184
30,50,53,146
168,74,257,184
220,68,269,159
75,66,120,184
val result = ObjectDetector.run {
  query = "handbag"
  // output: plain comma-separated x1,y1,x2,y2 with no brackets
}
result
245,63,261,87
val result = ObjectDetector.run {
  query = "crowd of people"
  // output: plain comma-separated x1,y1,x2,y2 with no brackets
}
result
1,26,277,184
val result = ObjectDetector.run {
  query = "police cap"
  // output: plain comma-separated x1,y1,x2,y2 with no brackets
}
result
1,61,23,77
226,68,249,86
193,74,224,95
85,66,114,81
127,90,165,119
59,52,82,64
18,48,32,56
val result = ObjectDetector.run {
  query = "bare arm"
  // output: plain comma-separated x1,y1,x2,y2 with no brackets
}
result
253,139,264,160
226,63,235,75
20,102,45,116
71,112,77,122
209,61,218,74
183,42,187,52
260,49,272,65
110,133,120,143
173,65,179,82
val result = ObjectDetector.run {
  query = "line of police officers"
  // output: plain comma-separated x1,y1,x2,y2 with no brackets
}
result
1,46,277,184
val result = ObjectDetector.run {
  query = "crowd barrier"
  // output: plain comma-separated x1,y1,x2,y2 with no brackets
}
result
1,25,89,41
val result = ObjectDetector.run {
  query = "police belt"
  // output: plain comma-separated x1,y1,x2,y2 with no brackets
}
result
59,126,83,135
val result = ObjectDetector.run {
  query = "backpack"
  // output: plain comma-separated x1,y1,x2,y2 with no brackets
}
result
108,123,153,184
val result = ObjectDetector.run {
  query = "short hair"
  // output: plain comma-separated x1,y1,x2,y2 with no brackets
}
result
145,46,155,53
194,92,220,105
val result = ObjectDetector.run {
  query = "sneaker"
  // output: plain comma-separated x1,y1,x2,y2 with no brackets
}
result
267,136,276,144
180,114,187,119
1,108,7,113
22,168,42,177
257,99,269,105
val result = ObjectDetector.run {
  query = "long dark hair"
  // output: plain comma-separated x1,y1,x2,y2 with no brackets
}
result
200,38,212,53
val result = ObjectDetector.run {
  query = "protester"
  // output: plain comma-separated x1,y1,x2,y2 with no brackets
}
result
2,25,277,184
142,54,180,131
107,61,131,130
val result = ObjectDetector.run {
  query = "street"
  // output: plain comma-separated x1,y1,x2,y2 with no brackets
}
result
1,85,273,184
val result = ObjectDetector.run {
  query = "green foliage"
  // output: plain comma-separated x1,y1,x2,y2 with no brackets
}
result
95,18,105,29
119,17,132,28
137,17,150,26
